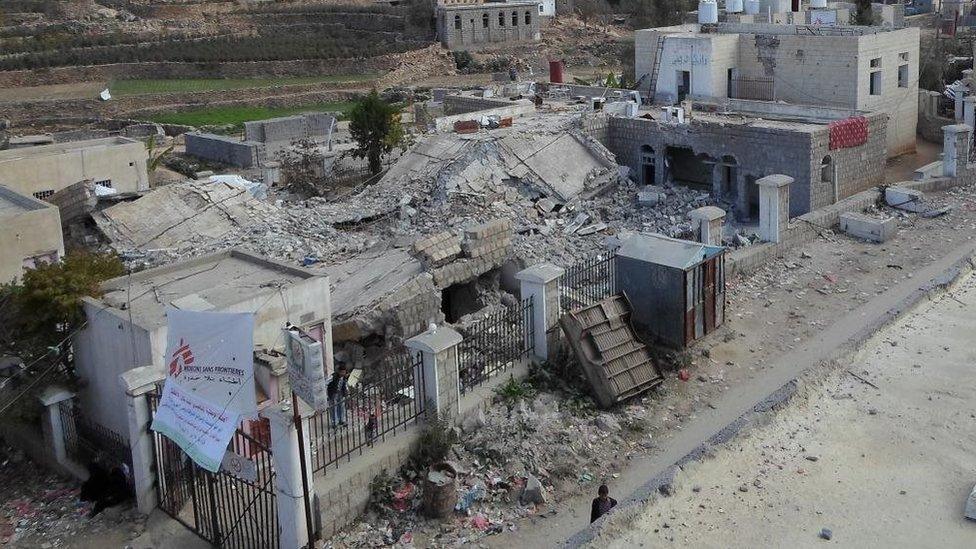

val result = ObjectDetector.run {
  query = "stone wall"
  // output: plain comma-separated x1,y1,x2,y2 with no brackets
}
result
244,112,337,145
428,219,513,288
184,132,265,168
807,112,888,213
436,2,541,49
443,95,518,115
46,179,97,227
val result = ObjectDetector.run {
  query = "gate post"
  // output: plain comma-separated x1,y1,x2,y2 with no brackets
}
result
37,386,76,472
405,325,463,418
264,403,313,549
515,263,564,361
120,366,165,514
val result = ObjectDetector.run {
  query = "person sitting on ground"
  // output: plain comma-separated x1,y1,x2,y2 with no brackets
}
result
590,484,617,523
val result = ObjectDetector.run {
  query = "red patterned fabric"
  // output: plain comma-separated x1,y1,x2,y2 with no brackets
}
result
828,116,869,150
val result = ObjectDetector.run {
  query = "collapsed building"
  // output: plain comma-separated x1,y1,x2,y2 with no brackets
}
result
0,185,64,283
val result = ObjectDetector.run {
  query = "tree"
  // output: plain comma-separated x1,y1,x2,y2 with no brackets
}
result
349,90,405,175
0,252,124,364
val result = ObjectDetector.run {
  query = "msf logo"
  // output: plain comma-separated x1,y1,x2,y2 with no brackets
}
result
169,338,195,378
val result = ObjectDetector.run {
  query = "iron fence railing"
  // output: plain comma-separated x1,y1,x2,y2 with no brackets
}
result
457,297,534,395
308,350,426,474
59,400,132,475
147,391,279,549
559,250,618,315
730,76,774,101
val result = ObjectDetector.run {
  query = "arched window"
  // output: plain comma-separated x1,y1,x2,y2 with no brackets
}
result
512,11,518,26
525,10,532,24
499,11,505,26
483,12,489,28
454,14,461,30
820,155,833,183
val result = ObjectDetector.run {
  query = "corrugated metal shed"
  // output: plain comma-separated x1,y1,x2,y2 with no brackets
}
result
559,294,664,408
617,232,723,270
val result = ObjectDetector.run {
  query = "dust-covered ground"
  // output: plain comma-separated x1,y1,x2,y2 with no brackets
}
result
589,272,976,548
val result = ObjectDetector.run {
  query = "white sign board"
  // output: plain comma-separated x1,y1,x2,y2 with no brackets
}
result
221,449,258,483
284,327,329,411
810,9,837,26
151,309,256,472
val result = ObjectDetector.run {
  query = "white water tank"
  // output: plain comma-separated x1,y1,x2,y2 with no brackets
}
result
744,0,760,14
727,0,744,13
698,0,719,23
809,0,827,7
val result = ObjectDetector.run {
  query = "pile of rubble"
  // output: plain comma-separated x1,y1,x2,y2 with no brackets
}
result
378,45,459,89
0,443,145,547
328,383,657,547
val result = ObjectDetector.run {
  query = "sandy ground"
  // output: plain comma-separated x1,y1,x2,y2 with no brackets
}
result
0,82,106,103
590,272,976,548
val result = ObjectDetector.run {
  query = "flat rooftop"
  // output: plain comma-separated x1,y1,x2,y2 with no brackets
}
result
96,249,317,330
643,21,898,37
0,185,52,218
0,136,139,161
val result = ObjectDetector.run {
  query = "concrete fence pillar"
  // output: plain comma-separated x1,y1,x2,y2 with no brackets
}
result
943,124,973,177
965,97,976,133
688,206,726,246
953,83,968,122
119,366,165,514
262,161,281,186
515,263,565,362
38,386,75,471
405,325,463,418
264,404,314,549
757,174,792,243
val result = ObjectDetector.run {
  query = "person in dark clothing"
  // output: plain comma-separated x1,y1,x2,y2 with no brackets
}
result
80,461,132,517
590,484,617,523
326,365,350,427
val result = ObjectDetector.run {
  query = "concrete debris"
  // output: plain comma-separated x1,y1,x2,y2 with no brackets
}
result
520,474,547,505
965,484,976,521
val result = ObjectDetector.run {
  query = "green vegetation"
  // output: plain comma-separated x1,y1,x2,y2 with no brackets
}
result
148,101,358,132
349,90,405,174
110,75,378,96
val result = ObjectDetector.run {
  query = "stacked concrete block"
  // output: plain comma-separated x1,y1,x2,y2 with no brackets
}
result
379,273,444,340
47,179,97,226
412,230,462,267
462,218,512,259
184,132,264,168
443,95,514,116
244,113,337,146
839,211,896,243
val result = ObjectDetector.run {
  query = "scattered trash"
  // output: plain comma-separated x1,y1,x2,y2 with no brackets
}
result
678,369,691,381
819,527,833,540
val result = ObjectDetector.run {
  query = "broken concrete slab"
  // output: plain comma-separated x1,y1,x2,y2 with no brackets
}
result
885,186,926,213
839,211,896,243
965,483,976,521
638,185,666,206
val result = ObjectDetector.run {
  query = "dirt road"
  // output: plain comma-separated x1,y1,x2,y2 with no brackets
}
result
590,272,976,548
487,184,976,548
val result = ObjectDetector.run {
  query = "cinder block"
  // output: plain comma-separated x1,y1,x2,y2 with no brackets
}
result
839,211,897,243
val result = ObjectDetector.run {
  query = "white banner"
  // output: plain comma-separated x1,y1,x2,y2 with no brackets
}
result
284,327,329,411
151,309,256,472
151,382,239,472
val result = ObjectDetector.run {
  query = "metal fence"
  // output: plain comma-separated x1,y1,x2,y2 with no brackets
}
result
308,350,426,475
559,250,618,315
457,297,534,395
730,76,775,101
147,391,279,549
59,401,132,475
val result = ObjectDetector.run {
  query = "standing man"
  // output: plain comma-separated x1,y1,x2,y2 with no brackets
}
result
590,484,617,523
327,365,349,428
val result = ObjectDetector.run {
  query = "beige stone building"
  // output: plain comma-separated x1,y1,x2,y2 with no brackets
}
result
0,185,64,283
0,137,149,200
635,23,920,156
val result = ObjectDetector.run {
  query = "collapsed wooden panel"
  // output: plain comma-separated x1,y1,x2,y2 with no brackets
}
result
559,293,664,409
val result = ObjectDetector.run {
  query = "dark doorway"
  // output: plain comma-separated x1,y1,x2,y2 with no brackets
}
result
641,144,656,185
441,280,485,323
677,71,691,102
666,146,712,190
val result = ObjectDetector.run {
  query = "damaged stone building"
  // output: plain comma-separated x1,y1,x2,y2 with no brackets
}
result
436,1,542,49
586,101,888,218
634,22,920,156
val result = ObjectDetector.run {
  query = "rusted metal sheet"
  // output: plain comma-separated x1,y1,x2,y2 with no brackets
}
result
703,258,716,334
559,294,664,409
454,120,479,134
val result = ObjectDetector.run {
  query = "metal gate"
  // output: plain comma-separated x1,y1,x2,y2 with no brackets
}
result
148,392,279,549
